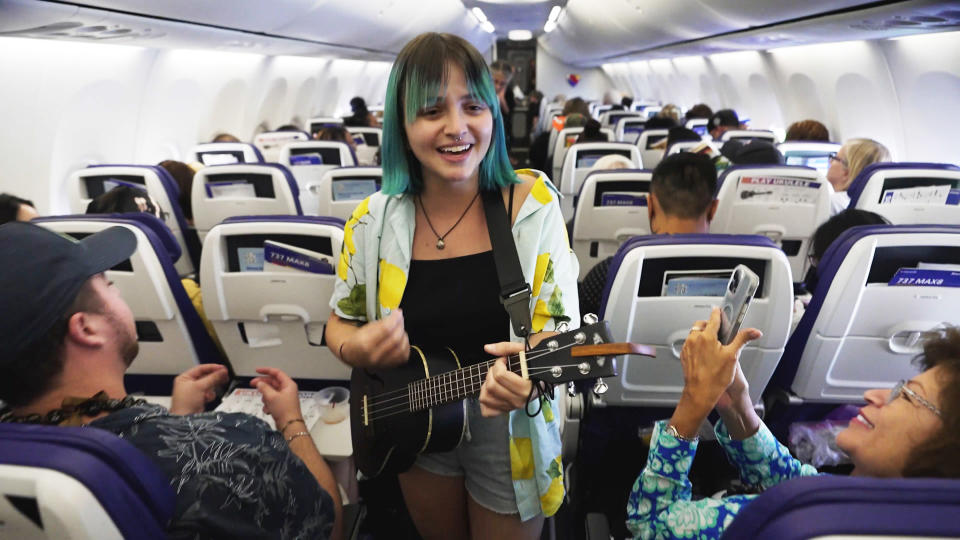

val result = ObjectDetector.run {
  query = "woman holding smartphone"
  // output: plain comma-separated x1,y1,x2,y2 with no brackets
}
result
325,33,579,539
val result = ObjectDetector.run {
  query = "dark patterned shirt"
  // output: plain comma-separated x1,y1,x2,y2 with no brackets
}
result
90,404,334,540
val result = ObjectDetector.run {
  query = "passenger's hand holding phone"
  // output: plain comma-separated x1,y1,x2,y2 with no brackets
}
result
681,307,762,411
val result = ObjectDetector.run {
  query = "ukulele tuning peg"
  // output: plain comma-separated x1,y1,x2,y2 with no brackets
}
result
556,321,569,333
592,378,609,396
583,313,599,325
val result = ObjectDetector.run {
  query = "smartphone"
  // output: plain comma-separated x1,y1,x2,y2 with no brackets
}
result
718,265,760,345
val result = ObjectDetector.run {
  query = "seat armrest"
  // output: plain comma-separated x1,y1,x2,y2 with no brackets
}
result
585,512,611,540
343,502,366,540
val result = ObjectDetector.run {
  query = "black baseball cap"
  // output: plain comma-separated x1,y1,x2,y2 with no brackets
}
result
0,222,137,358
709,109,740,129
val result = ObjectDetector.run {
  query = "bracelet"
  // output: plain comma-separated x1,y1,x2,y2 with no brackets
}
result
665,423,699,443
279,418,305,433
286,431,311,443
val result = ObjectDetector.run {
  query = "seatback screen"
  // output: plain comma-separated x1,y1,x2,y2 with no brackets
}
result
333,178,379,201
577,149,632,168
199,151,244,166
289,147,342,166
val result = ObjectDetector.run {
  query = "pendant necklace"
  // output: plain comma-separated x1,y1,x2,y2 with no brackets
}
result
418,189,481,250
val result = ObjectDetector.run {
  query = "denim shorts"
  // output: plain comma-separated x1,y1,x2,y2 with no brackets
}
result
414,397,519,515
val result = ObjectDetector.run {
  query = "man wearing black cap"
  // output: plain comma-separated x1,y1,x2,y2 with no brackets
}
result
708,109,740,141
0,222,341,539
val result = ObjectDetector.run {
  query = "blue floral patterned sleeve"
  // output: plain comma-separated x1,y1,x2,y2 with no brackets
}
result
626,420,820,540
714,420,819,489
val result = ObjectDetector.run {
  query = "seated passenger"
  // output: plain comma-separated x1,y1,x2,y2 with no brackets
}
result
721,139,784,165
576,119,607,143
315,125,358,156
211,132,241,143
684,103,713,123
828,138,891,215
657,104,682,125
158,159,197,226
803,208,890,293
785,119,830,142
708,108,740,141
627,308,960,539
0,193,38,224
0,222,342,539
579,153,718,316
343,96,378,128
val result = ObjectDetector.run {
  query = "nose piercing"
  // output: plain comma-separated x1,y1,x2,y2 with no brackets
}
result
453,135,462,142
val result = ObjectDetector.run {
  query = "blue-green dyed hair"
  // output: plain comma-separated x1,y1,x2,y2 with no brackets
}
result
380,33,517,195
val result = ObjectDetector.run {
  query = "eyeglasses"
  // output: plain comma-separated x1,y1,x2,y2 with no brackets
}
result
887,380,942,418
827,152,847,168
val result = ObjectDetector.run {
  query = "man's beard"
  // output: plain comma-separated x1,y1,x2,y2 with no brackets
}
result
106,312,139,367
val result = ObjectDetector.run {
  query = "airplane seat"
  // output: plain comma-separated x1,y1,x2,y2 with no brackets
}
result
598,234,793,407
776,141,841,176
252,130,310,163
719,129,778,143
846,162,960,224
711,165,830,281
316,166,383,221
191,163,303,241
599,110,640,128
280,141,359,215
550,127,615,189
635,129,669,170
188,142,264,166
0,423,176,540
767,224,960,427
33,214,224,395
559,142,642,220
306,116,345,138
615,117,647,144
68,164,197,277
665,139,713,156
571,169,652,280
684,117,709,136
345,127,383,166
199,215,352,386
721,475,960,540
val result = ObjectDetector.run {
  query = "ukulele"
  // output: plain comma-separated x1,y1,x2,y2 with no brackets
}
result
350,320,655,478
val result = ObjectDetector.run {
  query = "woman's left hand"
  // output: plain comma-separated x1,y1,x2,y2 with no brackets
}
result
479,341,533,417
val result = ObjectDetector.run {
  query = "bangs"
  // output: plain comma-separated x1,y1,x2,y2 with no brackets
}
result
400,36,498,124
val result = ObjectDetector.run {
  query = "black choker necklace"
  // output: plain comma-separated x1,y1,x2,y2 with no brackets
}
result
418,190,481,250
0,392,148,426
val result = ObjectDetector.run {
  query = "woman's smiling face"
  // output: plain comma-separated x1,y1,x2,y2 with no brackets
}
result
403,63,493,189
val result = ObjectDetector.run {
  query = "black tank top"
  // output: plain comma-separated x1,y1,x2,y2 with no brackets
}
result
399,250,509,365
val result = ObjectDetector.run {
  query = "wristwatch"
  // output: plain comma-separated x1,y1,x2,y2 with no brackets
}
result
665,423,699,443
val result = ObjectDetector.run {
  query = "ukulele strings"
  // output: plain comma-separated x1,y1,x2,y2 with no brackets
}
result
365,361,600,422
362,340,583,404
362,343,577,410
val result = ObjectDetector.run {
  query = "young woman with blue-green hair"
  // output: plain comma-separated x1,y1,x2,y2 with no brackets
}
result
325,32,579,539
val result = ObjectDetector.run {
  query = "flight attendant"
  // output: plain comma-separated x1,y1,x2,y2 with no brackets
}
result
325,32,579,539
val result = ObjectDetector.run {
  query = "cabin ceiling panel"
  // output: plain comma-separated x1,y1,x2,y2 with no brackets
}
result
30,0,493,56
541,0,960,66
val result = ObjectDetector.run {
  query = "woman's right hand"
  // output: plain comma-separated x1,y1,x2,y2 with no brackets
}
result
341,309,410,368
681,307,762,411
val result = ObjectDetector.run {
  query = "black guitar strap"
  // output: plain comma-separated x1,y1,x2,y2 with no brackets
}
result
481,184,533,340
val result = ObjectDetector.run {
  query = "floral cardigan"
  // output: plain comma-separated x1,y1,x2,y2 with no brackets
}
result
330,170,580,520
626,420,820,539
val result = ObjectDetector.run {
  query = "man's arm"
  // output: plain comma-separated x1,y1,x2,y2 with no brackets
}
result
252,367,342,540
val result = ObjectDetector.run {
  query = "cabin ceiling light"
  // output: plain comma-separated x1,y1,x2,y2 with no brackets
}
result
543,5,562,33
508,29,533,40
471,7,488,23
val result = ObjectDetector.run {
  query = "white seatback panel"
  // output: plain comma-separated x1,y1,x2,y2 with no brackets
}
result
853,168,960,226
